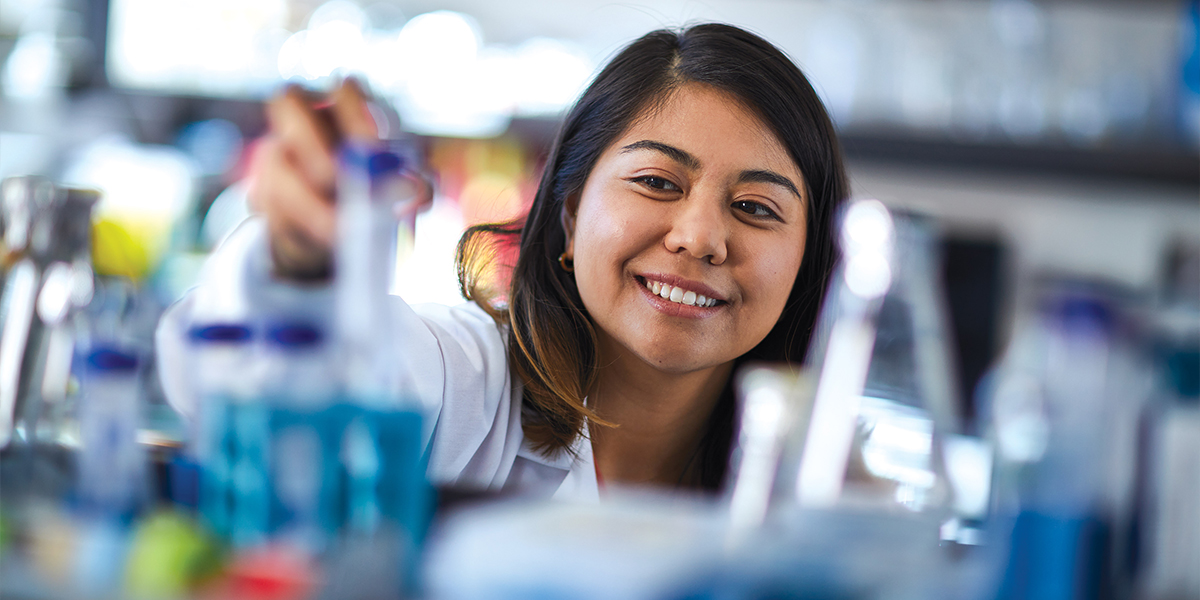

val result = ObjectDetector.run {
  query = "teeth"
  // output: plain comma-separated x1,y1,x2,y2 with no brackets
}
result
643,279,718,308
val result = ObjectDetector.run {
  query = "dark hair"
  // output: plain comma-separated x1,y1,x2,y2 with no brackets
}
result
458,23,847,489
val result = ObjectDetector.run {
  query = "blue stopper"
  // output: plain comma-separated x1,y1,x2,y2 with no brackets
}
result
367,151,404,177
267,322,324,347
340,144,405,179
188,324,252,343
86,347,139,372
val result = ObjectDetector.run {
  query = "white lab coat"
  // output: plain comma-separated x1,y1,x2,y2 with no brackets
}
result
154,218,600,501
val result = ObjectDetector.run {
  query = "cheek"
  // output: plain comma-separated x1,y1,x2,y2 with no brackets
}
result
573,188,649,267
753,240,806,313
572,193,628,302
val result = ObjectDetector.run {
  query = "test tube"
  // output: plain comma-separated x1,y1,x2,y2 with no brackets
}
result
76,345,144,515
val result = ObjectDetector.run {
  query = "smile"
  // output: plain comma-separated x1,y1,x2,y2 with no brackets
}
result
641,278,720,308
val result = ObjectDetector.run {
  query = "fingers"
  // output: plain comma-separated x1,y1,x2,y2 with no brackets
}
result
249,136,337,278
252,77,383,280
330,78,379,142
267,85,339,196
266,216,334,281
251,137,338,247
408,172,437,216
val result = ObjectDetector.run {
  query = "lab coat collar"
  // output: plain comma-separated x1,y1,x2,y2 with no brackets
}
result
514,419,591,472
515,418,600,502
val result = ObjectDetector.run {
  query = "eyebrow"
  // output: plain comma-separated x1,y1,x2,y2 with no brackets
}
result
738,170,803,202
619,140,700,170
620,139,803,202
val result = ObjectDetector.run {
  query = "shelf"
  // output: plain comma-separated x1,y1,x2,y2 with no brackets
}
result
839,131,1199,189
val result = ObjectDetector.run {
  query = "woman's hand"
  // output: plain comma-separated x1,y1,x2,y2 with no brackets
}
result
247,79,380,281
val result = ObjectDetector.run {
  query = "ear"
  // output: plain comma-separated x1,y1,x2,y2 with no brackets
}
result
560,192,580,258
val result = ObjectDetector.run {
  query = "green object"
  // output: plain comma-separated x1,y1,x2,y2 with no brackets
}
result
124,511,224,597
0,509,9,555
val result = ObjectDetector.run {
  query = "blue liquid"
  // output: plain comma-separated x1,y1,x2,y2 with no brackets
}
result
197,397,429,552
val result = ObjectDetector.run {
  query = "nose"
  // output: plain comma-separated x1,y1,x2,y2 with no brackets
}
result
664,195,728,265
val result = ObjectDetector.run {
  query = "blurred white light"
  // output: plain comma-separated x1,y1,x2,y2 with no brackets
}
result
743,386,787,435
278,30,310,80
845,252,892,299
842,199,893,253
363,31,407,90
841,200,894,299
108,0,288,96
61,136,196,258
276,0,370,83
391,11,512,137
473,47,519,114
861,418,936,488
2,32,67,99
302,19,366,79
307,0,368,32
393,199,467,306
396,10,480,75
363,2,406,33
511,38,594,116
943,434,994,519
992,372,1049,462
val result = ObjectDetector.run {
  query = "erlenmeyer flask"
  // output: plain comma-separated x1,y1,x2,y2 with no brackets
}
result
777,199,960,517
717,200,977,600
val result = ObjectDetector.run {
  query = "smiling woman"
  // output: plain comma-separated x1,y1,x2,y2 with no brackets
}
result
570,84,808,370
158,22,847,499
457,24,847,489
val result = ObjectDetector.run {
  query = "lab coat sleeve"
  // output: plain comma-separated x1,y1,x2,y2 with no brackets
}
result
154,217,524,489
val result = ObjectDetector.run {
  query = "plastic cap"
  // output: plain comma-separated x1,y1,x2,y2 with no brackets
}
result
1054,295,1113,329
188,323,253,343
340,144,406,178
367,151,404,177
267,322,324,347
86,347,139,372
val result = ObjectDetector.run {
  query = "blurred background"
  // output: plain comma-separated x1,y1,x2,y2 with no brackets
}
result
0,1,1197,598
2,0,1196,416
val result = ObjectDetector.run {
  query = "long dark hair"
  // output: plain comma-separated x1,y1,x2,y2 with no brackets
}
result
457,23,848,489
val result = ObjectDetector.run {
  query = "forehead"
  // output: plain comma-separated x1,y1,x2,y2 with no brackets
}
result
613,84,803,179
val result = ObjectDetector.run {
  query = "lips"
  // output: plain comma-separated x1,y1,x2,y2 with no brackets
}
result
636,275,725,308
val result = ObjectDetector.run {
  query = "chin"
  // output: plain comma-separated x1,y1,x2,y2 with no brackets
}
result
638,349,726,375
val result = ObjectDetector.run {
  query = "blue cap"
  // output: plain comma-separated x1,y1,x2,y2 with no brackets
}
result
267,322,324,347
86,347,139,372
188,323,252,343
1042,292,1115,332
340,143,406,178
367,150,404,177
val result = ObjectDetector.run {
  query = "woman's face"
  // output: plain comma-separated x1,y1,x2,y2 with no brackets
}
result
565,83,808,377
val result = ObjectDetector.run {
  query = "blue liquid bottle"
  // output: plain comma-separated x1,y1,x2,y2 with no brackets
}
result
326,142,431,583
191,322,269,547
260,321,335,553
77,345,145,517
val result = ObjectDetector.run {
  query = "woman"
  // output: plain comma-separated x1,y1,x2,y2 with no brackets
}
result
158,23,847,497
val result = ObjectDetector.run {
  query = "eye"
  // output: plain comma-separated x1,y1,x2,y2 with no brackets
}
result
733,200,782,221
631,175,681,193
